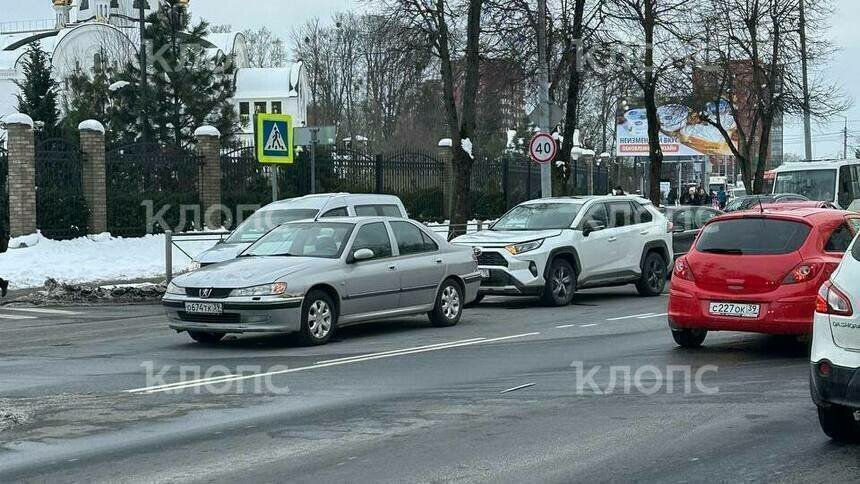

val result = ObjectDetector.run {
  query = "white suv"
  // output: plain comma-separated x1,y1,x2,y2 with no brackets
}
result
811,230,860,442
452,196,673,306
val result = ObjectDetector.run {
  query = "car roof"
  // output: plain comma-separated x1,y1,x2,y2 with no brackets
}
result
772,159,859,172
711,207,853,225
258,193,403,212
522,195,650,204
283,216,413,225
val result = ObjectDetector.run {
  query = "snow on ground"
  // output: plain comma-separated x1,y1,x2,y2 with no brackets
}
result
1,232,218,290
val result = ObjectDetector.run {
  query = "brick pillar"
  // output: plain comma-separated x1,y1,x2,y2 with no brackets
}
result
6,113,36,237
438,138,453,221
78,120,107,234
195,126,222,230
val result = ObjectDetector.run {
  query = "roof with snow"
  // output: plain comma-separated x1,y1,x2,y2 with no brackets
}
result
235,64,305,99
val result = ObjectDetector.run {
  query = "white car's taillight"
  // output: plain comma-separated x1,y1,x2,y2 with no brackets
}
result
816,281,853,316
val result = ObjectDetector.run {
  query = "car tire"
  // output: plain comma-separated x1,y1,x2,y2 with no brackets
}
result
188,331,225,344
299,290,336,346
671,328,707,348
540,259,576,307
429,279,463,327
636,252,668,297
817,404,860,443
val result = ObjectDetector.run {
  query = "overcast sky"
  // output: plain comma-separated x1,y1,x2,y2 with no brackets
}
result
1,0,858,159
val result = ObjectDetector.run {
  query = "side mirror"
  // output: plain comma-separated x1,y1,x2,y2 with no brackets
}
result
582,221,605,237
352,248,375,262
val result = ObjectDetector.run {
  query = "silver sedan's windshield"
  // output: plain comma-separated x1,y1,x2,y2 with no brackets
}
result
244,222,354,258
492,203,583,231
226,209,320,243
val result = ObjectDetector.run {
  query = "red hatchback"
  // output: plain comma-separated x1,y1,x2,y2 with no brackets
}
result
668,208,860,348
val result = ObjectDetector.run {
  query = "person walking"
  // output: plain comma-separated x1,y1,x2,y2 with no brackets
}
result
696,187,707,206
667,187,678,206
717,186,728,210
0,223,8,297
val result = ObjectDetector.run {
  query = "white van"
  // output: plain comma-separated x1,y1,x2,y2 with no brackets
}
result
192,193,409,267
771,160,860,210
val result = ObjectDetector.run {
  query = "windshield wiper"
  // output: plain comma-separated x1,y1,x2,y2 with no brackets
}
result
700,248,744,255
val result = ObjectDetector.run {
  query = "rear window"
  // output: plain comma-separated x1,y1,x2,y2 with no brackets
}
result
696,218,811,255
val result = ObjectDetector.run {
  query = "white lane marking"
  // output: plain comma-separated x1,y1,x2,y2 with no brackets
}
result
0,313,37,320
2,307,81,315
580,323,598,328
606,313,655,321
127,332,541,394
637,312,668,319
315,338,486,364
500,383,536,394
555,324,578,329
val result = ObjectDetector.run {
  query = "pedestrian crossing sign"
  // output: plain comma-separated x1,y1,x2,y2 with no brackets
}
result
255,114,294,163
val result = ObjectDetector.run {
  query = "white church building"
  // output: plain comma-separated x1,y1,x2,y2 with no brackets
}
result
0,0,308,142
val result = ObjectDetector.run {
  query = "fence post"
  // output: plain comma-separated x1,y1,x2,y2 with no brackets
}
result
78,120,107,234
501,157,510,209
438,139,453,220
195,126,222,230
165,230,173,283
5,113,36,237
374,153,384,193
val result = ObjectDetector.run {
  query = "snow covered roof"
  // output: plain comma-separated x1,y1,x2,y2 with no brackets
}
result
235,64,304,99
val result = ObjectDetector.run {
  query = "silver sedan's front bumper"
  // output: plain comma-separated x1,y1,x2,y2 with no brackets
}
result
163,296,305,334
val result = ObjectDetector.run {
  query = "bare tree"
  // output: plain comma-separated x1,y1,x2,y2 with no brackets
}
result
244,27,287,68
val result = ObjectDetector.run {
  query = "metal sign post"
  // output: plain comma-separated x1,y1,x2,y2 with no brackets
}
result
309,128,319,194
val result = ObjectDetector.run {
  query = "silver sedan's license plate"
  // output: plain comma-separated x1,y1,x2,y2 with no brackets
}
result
709,302,760,318
185,302,223,315
479,268,490,279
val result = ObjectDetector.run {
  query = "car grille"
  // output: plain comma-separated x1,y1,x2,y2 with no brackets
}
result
185,288,232,298
478,251,508,267
482,270,515,287
178,312,241,324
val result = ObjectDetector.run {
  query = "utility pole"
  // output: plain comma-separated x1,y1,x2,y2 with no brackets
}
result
799,0,812,161
537,0,552,197
844,117,849,160
138,0,149,143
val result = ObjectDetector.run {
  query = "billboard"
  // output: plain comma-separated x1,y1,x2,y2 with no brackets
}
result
616,102,737,157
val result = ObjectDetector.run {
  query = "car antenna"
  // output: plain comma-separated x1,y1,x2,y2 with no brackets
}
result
758,196,765,214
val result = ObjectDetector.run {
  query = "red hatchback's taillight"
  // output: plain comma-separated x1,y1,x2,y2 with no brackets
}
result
816,281,853,316
783,262,823,284
673,257,695,281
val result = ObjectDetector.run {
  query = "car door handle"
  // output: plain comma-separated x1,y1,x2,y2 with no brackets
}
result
435,259,443,264
608,237,617,242
388,265,397,271
640,230,650,235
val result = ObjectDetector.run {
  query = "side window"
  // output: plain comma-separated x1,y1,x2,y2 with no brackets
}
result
825,224,854,253
379,205,403,217
354,205,378,216
848,218,860,235
672,210,692,231
581,204,608,230
391,221,432,255
355,204,403,217
421,230,439,252
633,203,653,224
320,207,348,218
607,202,634,228
352,223,392,259
839,166,853,208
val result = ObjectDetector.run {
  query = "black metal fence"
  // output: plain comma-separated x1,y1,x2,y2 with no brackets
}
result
0,146,7,234
106,143,200,237
220,145,270,229
35,137,88,239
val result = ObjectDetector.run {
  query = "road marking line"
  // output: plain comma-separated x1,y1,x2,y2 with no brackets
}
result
2,307,81,315
0,314,37,320
580,323,598,328
555,324,577,329
637,312,668,319
500,383,535,394
315,338,486,364
606,313,655,321
127,332,541,394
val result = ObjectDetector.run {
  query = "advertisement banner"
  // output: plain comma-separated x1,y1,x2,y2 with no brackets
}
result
616,102,737,157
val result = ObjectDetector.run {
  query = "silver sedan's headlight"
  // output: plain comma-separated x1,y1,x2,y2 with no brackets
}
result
186,261,202,272
505,239,544,255
165,281,184,295
230,282,288,297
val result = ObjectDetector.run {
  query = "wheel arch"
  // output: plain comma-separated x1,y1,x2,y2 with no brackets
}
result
640,240,670,271
543,247,582,280
306,283,342,314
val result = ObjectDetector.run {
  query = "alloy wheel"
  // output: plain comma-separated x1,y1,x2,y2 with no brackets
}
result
552,267,573,298
441,285,461,320
308,300,332,339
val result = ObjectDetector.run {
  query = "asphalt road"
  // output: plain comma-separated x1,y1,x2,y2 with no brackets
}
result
0,287,856,483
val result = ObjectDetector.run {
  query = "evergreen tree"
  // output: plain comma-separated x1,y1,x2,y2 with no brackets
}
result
15,41,60,136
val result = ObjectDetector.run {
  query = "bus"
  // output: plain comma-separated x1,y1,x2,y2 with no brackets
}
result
771,160,860,210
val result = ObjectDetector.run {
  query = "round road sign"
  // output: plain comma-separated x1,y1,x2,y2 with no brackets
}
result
529,133,558,164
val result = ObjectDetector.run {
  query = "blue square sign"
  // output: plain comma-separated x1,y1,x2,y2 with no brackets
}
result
255,114,294,163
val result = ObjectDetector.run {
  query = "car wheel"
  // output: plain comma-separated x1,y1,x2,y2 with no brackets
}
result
636,252,667,297
818,404,860,443
429,279,463,327
299,290,336,346
188,331,225,344
466,294,485,307
540,259,576,307
671,328,707,348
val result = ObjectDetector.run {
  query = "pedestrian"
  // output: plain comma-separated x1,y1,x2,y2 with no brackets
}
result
681,187,695,205
0,223,8,297
612,185,626,196
696,187,707,206
667,187,678,206
717,186,728,210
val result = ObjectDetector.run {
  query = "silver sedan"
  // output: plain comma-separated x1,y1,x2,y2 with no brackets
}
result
163,217,482,345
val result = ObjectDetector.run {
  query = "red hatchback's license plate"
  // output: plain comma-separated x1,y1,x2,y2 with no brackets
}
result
709,302,760,318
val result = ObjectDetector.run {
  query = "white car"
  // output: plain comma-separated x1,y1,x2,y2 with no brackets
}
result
811,230,860,442
452,196,674,306
192,193,408,267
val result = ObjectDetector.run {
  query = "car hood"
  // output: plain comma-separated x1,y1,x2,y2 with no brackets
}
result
452,229,563,246
195,242,253,264
174,256,340,288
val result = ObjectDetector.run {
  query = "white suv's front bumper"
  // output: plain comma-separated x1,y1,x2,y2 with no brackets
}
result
473,248,550,296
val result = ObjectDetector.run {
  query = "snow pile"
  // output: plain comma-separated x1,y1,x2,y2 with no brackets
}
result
16,280,167,305
0,233,218,289
461,138,474,159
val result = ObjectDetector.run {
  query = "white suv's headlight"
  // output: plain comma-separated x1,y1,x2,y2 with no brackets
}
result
505,239,544,255
230,282,288,297
165,281,184,295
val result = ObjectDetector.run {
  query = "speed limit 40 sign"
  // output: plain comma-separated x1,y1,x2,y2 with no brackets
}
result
529,132,558,164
